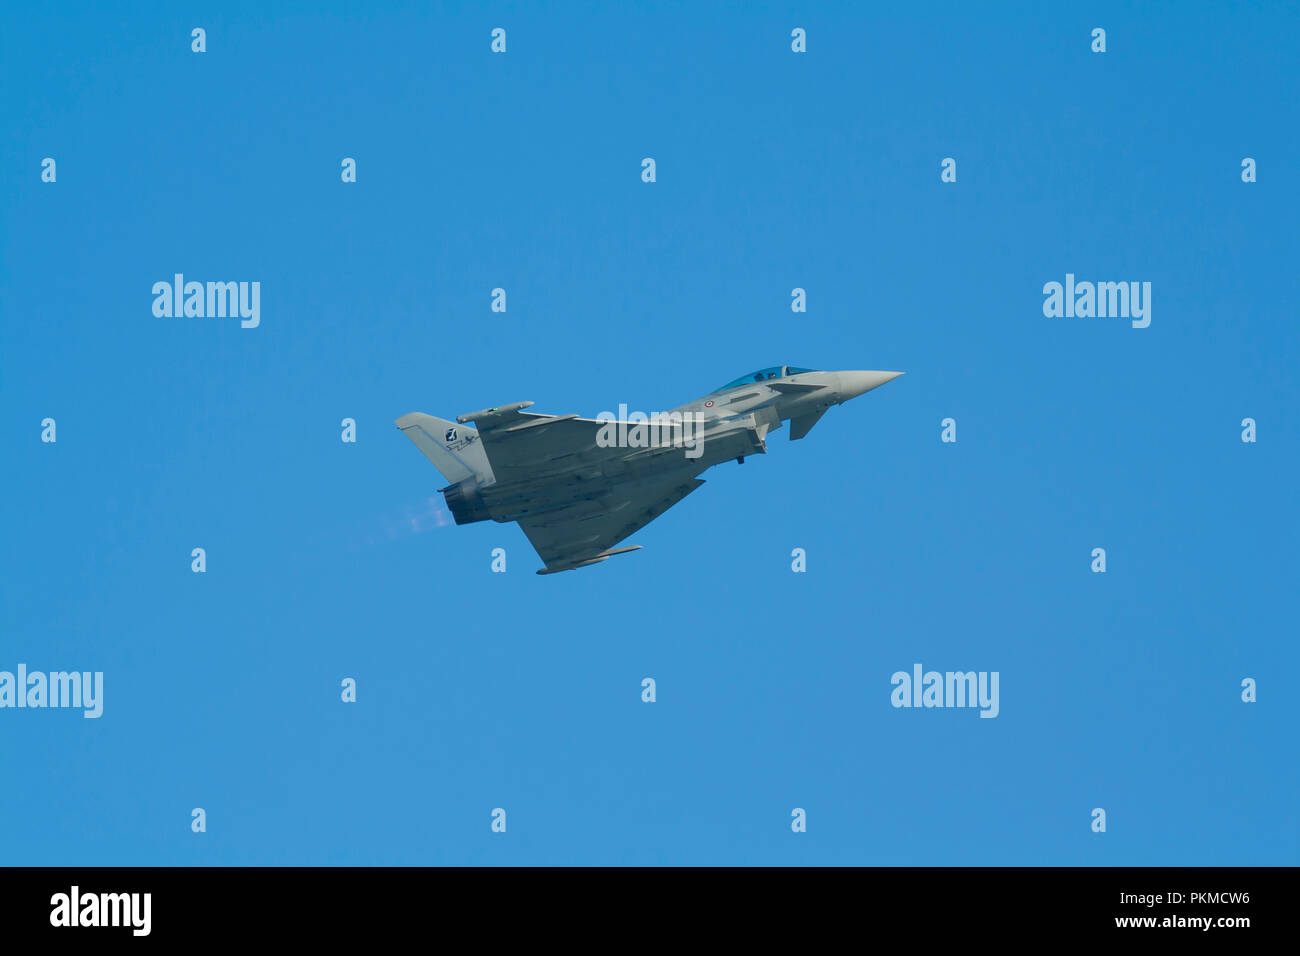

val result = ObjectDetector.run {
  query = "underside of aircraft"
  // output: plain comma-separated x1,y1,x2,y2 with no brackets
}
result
397,365,902,573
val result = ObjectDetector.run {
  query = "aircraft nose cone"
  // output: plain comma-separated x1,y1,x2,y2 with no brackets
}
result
836,370,904,402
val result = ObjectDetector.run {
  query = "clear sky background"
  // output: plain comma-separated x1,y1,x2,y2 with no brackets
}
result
2,1,1296,865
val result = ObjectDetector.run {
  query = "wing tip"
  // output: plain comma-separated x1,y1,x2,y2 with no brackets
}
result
536,545,644,575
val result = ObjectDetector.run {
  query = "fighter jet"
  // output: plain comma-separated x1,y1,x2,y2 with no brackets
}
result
396,365,902,574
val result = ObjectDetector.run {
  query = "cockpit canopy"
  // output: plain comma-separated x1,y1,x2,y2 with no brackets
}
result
714,365,817,393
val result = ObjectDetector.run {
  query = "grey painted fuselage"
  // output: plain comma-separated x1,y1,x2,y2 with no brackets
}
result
396,365,902,573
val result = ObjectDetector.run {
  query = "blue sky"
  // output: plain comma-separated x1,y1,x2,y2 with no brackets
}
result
2,1,1296,865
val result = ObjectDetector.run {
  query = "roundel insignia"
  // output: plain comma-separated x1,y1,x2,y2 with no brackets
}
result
704,400,714,408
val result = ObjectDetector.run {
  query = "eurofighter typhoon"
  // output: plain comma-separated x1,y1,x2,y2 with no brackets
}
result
396,366,903,574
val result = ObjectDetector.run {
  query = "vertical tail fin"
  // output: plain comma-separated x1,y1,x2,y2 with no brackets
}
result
395,413,497,486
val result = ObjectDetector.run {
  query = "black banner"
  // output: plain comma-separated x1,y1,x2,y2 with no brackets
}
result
0,866,1286,942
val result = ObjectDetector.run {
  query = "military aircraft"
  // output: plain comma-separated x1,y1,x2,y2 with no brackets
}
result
396,365,903,574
